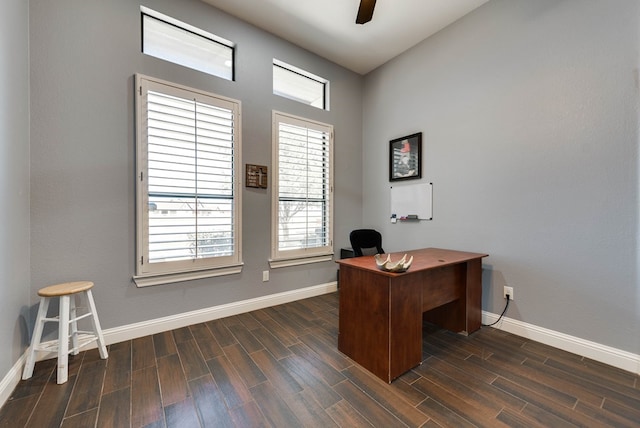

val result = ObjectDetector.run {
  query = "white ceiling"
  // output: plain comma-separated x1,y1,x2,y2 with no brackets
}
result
201,0,490,75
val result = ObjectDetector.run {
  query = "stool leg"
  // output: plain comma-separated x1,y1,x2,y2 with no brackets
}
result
69,295,79,355
85,290,108,359
57,295,70,384
22,297,50,380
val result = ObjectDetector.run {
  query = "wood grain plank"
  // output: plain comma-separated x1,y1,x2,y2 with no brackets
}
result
176,339,209,381
132,335,156,371
492,376,603,427
279,354,342,409
412,375,507,428
205,319,237,347
343,365,429,427
153,330,177,358
26,375,76,428
543,357,640,408
97,387,130,428
421,356,526,412
299,332,351,371
189,374,234,428
189,322,224,360
61,408,98,428
250,349,302,395
222,343,267,388
157,354,189,406
206,355,253,410
228,401,268,428
227,323,264,354
235,312,261,330
101,341,131,394
131,366,163,427
325,399,375,427
65,361,106,416
249,381,302,427
0,394,40,428
289,343,346,387
284,389,339,427
333,380,406,427
250,327,292,360
416,397,477,428
575,400,640,428
466,354,578,408
164,398,201,428
250,309,299,347
172,326,194,344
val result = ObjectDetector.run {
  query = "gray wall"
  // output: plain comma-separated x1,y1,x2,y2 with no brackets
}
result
0,0,31,379
29,0,362,329
363,0,639,354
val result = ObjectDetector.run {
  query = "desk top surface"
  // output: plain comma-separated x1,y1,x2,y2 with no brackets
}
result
336,247,488,275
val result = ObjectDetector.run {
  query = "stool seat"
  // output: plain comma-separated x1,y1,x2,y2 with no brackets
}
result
38,281,94,297
23,280,108,384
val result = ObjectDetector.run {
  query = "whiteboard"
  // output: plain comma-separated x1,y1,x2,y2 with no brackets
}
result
390,183,433,220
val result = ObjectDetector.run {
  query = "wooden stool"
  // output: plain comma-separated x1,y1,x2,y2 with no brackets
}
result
22,281,108,384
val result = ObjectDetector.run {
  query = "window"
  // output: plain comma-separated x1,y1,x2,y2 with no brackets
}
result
135,74,242,286
141,7,234,81
273,60,329,110
270,112,333,267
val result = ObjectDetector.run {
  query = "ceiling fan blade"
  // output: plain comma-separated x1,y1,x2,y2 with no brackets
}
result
356,0,377,24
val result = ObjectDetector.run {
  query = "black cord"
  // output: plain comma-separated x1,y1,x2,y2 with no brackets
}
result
482,295,510,327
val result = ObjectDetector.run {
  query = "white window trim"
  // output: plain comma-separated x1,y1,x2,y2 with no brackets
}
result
273,59,329,110
141,6,234,48
134,74,243,286
141,6,235,81
270,111,334,268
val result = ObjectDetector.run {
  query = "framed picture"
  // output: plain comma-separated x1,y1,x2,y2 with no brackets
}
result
389,132,422,181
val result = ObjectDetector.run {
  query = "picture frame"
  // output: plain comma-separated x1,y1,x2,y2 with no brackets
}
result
389,132,422,181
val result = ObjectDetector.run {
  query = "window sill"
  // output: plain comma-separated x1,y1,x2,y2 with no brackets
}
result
269,254,333,269
133,263,243,287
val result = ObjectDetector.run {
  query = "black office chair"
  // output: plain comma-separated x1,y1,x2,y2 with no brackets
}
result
349,229,384,257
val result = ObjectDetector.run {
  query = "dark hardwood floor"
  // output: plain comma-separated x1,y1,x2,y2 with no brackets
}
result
1,291,639,427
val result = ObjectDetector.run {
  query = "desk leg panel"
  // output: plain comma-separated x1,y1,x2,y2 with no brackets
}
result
338,266,391,381
466,258,482,333
389,275,423,381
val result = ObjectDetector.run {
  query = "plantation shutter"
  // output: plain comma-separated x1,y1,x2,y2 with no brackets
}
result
275,114,332,254
146,89,235,263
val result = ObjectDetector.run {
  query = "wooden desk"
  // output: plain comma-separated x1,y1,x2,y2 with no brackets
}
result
337,247,488,382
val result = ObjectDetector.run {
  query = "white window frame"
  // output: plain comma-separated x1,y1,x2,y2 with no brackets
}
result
141,6,235,81
134,74,242,286
273,59,329,110
270,111,334,268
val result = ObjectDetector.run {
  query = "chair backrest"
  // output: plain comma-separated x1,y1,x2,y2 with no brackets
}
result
349,229,384,257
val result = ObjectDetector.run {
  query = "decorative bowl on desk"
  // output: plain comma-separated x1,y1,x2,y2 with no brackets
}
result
374,254,413,272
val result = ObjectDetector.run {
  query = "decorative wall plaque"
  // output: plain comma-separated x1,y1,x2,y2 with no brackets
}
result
246,164,268,188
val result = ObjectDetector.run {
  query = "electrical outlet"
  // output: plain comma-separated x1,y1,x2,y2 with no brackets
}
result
262,270,269,282
503,286,514,301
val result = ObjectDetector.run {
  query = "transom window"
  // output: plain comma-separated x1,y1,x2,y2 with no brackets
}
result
273,60,329,110
135,74,242,286
270,111,334,267
141,7,234,81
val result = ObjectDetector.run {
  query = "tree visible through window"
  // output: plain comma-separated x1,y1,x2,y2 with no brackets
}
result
271,112,333,266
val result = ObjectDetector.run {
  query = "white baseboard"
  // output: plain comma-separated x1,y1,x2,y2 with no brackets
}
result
482,311,640,375
0,354,26,409
103,281,338,345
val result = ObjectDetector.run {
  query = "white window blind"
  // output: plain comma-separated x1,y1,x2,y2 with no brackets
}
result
271,112,333,266
135,75,242,285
